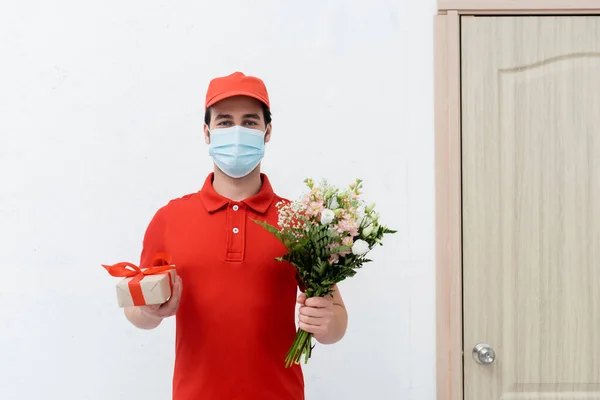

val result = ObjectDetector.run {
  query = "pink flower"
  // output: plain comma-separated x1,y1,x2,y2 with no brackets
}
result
327,242,339,251
335,215,360,237
306,201,324,217
328,253,339,264
338,236,353,257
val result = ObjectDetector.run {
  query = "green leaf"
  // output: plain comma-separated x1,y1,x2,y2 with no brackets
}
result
381,226,397,234
330,245,351,254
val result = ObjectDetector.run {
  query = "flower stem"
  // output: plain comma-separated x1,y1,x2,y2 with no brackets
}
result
284,328,314,368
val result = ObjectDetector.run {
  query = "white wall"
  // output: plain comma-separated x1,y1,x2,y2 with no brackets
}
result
0,1,436,399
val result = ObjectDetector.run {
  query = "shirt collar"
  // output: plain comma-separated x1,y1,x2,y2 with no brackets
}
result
199,172,275,214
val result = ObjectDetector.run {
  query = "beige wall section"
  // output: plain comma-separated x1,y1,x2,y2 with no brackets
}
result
438,0,600,11
434,10,463,400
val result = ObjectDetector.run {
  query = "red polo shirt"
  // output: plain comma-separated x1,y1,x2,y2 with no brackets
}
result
139,173,305,400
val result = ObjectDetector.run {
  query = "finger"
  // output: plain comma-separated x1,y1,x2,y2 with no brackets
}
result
161,303,178,317
174,277,183,298
305,297,332,308
296,293,307,304
298,322,325,335
298,313,323,326
157,301,176,318
166,278,182,302
163,281,182,314
148,279,180,317
299,306,327,318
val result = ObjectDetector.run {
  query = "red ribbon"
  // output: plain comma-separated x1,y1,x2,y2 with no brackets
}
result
102,253,175,306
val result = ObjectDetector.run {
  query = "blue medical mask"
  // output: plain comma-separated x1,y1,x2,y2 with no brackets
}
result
207,125,267,178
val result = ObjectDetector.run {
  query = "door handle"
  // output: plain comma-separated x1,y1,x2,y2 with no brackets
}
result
472,343,495,365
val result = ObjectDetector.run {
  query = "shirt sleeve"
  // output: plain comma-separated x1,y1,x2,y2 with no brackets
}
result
139,206,167,268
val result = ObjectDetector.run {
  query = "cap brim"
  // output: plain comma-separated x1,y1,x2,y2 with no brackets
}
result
205,90,269,109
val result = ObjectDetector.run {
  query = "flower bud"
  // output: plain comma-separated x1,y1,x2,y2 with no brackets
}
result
325,188,334,198
365,203,376,214
362,225,374,238
329,197,339,210
370,224,379,237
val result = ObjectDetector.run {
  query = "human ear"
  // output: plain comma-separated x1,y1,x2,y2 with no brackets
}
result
264,124,272,143
204,124,210,144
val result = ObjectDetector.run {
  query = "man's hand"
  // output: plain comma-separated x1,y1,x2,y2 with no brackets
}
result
296,285,348,344
124,275,183,329
141,275,183,319
297,292,335,341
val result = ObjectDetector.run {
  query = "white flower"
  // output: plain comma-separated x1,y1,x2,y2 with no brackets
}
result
352,239,370,255
320,209,335,225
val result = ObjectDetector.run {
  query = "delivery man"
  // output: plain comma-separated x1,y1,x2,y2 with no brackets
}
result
123,72,348,400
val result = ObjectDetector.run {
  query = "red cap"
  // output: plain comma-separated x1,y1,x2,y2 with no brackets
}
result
204,72,270,109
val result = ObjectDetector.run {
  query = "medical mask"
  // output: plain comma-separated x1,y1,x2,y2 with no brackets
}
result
207,125,267,178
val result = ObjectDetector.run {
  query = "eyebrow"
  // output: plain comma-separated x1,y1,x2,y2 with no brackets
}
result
214,113,261,121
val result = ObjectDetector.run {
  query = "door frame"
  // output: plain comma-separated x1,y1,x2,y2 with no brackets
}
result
434,2,600,400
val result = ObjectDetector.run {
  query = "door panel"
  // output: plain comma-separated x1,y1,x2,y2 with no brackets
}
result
461,16,600,399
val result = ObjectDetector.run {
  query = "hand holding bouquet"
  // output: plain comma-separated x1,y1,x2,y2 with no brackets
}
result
255,178,396,367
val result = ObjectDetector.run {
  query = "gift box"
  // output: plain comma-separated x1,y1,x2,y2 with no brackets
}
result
102,253,177,307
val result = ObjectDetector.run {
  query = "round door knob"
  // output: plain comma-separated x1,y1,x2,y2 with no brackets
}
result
472,343,495,364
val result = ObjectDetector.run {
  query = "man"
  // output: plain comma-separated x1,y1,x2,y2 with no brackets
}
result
124,72,348,400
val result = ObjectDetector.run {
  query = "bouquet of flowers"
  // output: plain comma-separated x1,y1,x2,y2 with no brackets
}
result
255,178,396,367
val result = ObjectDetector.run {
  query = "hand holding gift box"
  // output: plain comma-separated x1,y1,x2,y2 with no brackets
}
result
102,253,177,308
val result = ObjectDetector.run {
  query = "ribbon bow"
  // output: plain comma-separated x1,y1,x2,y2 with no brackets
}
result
102,252,175,306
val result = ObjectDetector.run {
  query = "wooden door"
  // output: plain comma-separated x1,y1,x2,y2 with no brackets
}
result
461,16,600,399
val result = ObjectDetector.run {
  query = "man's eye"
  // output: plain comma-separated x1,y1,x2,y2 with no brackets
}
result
244,120,257,126
218,121,232,126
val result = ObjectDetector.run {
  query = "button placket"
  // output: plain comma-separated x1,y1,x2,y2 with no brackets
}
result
226,202,245,261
